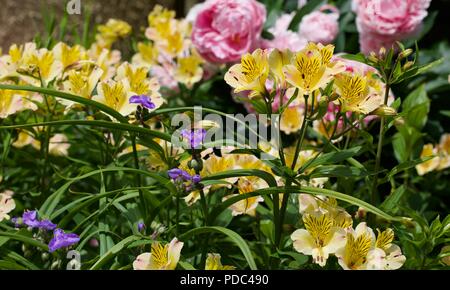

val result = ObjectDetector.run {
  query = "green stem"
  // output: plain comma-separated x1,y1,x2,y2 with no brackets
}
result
371,82,391,205
290,94,309,170
131,134,146,217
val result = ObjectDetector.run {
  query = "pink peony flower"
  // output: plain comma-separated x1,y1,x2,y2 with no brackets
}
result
263,13,307,51
299,5,340,45
191,0,266,63
353,0,431,54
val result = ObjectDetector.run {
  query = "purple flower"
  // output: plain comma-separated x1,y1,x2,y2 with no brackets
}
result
22,210,40,228
181,128,207,149
38,219,57,231
15,210,57,231
129,95,156,109
137,222,145,232
168,168,191,181
192,174,201,184
48,229,80,252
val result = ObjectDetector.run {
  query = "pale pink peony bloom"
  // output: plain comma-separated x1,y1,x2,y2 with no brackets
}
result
191,0,266,63
299,5,340,45
263,13,308,51
353,0,431,54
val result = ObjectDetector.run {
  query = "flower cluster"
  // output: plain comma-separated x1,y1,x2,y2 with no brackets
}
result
132,5,205,90
11,210,79,252
292,195,406,269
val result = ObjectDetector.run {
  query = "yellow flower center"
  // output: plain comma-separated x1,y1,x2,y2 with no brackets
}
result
294,50,322,91
303,214,333,247
338,74,367,105
137,42,158,64
101,82,127,111
344,233,372,269
151,242,169,269
376,228,394,251
241,54,260,82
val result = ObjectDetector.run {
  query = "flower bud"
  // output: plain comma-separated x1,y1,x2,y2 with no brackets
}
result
398,48,413,59
440,246,450,266
372,105,397,117
402,61,414,70
41,253,49,261
51,260,61,270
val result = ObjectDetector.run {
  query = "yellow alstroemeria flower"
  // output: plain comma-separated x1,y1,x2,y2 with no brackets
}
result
205,253,236,270
53,42,84,69
89,48,121,80
224,49,269,98
48,134,71,156
437,133,450,171
223,177,264,217
335,222,385,270
133,238,184,270
334,72,383,114
0,191,15,221
283,43,343,96
61,66,103,108
96,19,132,49
0,43,27,79
291,212,347,267
12,130,40,149
131,42,159,68
280,105,304,134
415,143,440,176
374,228,406,270
268,48,292,87
298,194,353,230
175,53,204,88
92,79,137,116
21,47,63,85
0,85,41,119
147,4,176,38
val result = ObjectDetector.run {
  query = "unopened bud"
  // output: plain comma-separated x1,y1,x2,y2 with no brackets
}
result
372,105,397,117
440,246,450,266
368,52,379,63
51,260,61,270
354,207,367,219
188,158,203,172
379,47,386,58
41,253,49,261
398,48,413,59
403,61,414,70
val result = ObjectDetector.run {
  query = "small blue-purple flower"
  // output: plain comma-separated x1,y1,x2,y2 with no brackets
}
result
168,168,191,181
129,95,156,109
137,222,145,232
180,128,207,149
192,174,201,184
22,210,40,228
48,228,80,252
38,219,57,231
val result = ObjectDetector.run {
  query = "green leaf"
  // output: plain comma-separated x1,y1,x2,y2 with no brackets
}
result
90,235,142,270
302,146,362,170
0,120,171,142
310,165,369,178
401,85,430,130
380,185,406,213
0,230,48,251
179,226,257,270
178,261,197,270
